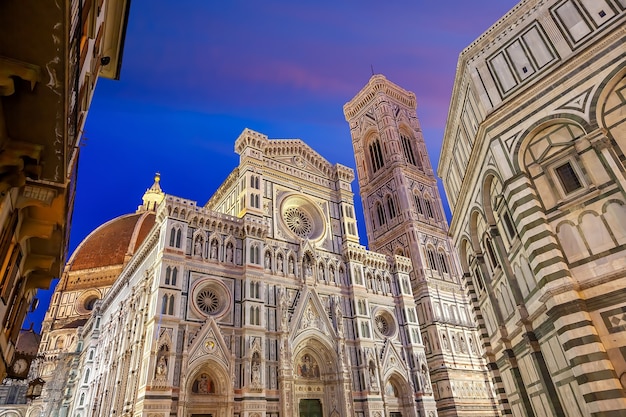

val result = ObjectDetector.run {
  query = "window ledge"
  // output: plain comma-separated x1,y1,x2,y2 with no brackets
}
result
555,186,600,212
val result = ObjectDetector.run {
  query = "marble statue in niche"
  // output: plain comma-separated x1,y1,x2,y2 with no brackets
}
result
226,242,234,263
195,237,203,257
210,240,218,259
277,254,284,272
155,356,167,377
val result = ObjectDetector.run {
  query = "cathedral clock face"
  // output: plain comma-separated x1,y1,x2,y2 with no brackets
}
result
12,358,28,376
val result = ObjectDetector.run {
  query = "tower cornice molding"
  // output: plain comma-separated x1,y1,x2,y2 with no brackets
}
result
343,75,416,121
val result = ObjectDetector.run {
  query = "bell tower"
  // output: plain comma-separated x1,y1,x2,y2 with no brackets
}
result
344,75,499,417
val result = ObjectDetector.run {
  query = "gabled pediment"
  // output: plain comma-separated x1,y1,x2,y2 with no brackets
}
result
187,317,231,371
380,339,408,380
290,287,335,341
265,139,335,179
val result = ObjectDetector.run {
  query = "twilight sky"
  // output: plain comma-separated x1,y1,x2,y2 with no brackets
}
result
28,0,520,329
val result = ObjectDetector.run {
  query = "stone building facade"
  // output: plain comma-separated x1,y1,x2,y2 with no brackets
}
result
28,128,440,417
438,1,626,416
0,0,130,380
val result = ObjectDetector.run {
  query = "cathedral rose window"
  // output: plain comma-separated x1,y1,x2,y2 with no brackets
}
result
196,288,220,314
283,207,313,238
375,315,389,334
374,310,396,338
191,278,230,317
279,195,326,241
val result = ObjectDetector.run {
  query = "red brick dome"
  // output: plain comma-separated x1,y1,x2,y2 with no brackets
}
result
67,211,156,271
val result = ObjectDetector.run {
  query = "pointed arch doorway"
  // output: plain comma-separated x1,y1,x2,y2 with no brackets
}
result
184,360,233,417
383,374,413,417
291,334,343,417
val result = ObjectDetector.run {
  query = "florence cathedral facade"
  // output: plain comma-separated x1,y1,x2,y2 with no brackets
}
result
20,76,499,417
1,2,623,417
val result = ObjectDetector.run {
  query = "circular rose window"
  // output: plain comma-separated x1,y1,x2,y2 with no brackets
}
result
280,195,325,241
375,315,389,334
196,288,220,314
283,207,313,238
374,310,396,338
192,280,229,317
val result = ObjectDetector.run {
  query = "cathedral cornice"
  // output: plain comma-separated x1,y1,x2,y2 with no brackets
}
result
166,195,246,237
343,74,416,120
205,168,239,210
391,255,413,274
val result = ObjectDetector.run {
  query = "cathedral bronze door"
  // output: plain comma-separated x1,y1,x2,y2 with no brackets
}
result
299,399,322,417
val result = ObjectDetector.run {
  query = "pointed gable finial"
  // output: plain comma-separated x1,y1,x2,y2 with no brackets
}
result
139,172,165,212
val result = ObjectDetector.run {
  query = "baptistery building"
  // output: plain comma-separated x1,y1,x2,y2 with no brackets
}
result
439,1,626,416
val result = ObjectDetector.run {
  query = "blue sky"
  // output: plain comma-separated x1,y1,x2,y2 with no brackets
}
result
26,0,520,329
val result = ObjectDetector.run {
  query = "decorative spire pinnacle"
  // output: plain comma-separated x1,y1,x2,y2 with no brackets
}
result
139,172,165,212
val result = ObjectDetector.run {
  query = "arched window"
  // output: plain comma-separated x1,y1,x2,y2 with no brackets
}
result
437,252,449,274
502,210,517,239
168,295,175,315
169,227,176,246
376,202,386,226
369,138,385,173
171,267,178,286
484,237,499,269
401,134,417,166
424,198,435,219
250,245,260,264
251,306,260,325
79,392,85,406
165,266,171,285
387,195,397,218
474,266,485,292
161,295,168,314
175,229,182,248
250,176,255,188
413,194,424,215
361,322,370,338
84,368,90,384
426,249,437,271
250,281,260,298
